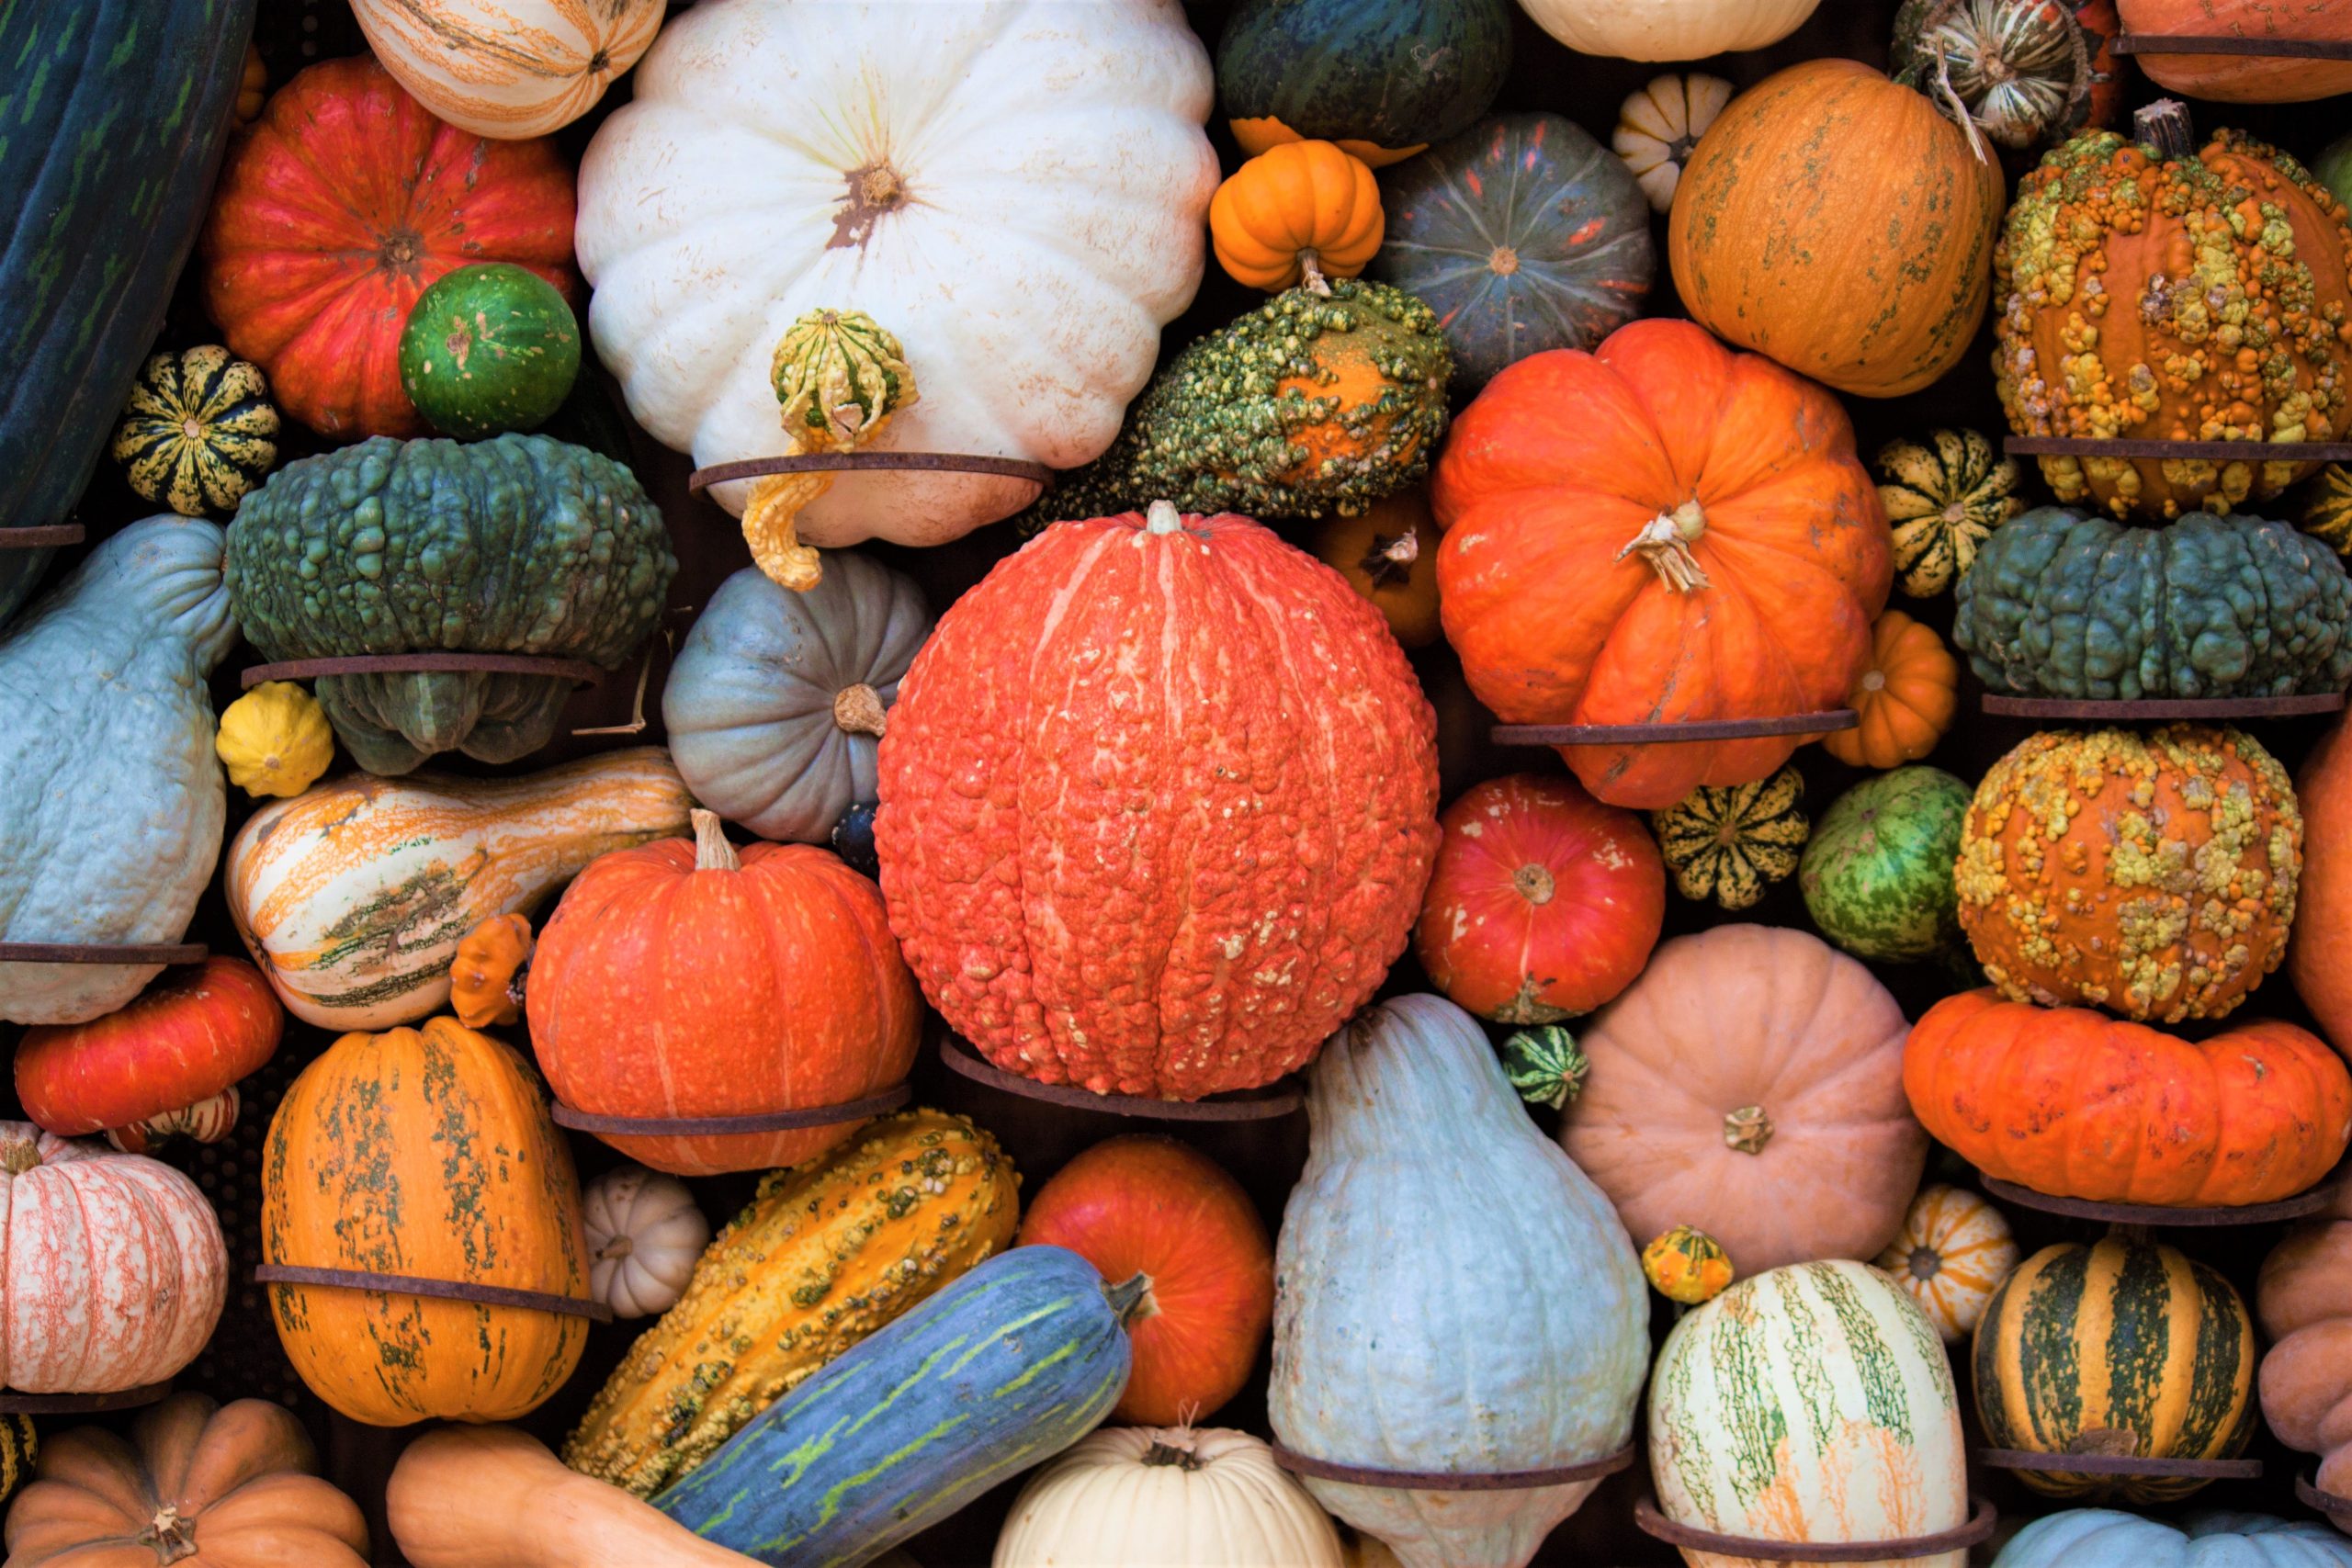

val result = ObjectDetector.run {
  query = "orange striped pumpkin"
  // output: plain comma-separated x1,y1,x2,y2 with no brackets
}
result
1873,1184,2018,1342
351,0,667,140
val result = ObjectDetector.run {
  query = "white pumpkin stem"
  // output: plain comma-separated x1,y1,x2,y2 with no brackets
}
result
832,683,888,739
691,808,741,874
1617,501,1712,592
1297,247,1331,296
1144,500,1184,536
1141,1427,1204,1471
596,1233,636,1263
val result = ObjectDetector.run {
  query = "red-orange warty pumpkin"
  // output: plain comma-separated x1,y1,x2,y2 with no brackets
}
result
1432,318,1893,808
876,503,1441,1100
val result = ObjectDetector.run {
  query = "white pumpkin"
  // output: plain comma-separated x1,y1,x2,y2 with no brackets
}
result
575,0,1218,552
582,1165,709,1320
351,0,667,140
1612,73,1732,213
994,1427,1344,1568
1518,0,1823,60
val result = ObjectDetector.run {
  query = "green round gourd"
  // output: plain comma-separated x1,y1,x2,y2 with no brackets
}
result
111,346,279,517
1798,766,1970,964
1500,1025,1587,1111
398,263,582,440
1216,0,1512,163
1650,766,1808,912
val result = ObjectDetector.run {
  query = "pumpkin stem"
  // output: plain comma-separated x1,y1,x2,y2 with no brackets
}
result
140,1505,199,1565
0,1137,39,1178
832,682,888,739
1359,528,1419,589
1511,863,1556,906
1911,5,1996,164
1723,1104,1773,1156
1103,1270,1155,1325
691,808,742,874
596,1233,636,1263
1297,247,1332,296
1145,499,1185,536
1617,502,1712,593
2133,99,2195,162
1141,1429,1204,1471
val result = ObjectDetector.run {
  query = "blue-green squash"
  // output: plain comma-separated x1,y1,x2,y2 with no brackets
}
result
1216,0,1512,167
1995,1510,2352,1567
652,1246,1136,1567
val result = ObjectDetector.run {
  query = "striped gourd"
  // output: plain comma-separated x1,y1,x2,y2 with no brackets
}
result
1973,1235,2258,1502
564,1110,1020,1497
224,747,692,1031
351,0,666,140
1875,1184,2019,1343
654,1246,1136,1567
109,346,279,517
1650,1260,1969,1562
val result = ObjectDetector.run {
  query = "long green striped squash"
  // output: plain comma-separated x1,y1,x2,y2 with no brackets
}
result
652,1246,1136,1568
1973,1234,2257,1504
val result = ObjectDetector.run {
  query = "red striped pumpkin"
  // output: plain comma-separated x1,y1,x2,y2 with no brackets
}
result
15,957,281,1138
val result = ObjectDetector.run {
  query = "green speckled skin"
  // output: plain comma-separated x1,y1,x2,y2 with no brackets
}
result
1216,0,1512,152
1799,766,1971,964
398,264,582,441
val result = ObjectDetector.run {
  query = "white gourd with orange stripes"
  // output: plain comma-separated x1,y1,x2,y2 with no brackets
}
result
350,0,667,140
1875,1184,2020,1343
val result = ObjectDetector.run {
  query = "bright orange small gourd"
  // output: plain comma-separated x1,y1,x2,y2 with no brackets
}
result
1821,610,1958,769
1209,141,1384,293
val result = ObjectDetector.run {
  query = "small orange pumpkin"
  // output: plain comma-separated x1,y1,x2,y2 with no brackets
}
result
1312,489,1441,649
449,913,534,1030
1209,141,1384,293
1822,610,1959,769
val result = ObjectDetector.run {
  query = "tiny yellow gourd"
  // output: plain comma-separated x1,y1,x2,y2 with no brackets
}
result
214,682,334,798
1642,1224,1735,1305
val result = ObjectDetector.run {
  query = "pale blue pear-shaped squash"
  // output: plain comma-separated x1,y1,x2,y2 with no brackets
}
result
1995,1510,2352,1567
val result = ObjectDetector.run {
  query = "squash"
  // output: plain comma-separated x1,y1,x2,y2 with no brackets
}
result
1893,0,2100,149
399,264,582,440
263,1016,590,1427
15,957,282,1139
1310,491,1442,649
107,1093,239,1157
1210,141,1384,294
1875,1183,2019,1343
3,1393,368,1568
1216,0,1512,166
1270,994,1648,1568
1416,773,1665,1022
663,555,933,845
1564,925,1926,1274
1016,1134,1275,1427
582,1167,708,1322
0,1420,29,1508
2301,464,2352,556
449,913,534,1030
1821,610,1960,769
109,346,278,518
1995,1512,2352,1567
2115,0,2352,101
0,518,236,1025
576,0,1216,551
1612,74,1732,213
1431,318,1891,809
1800,767,1971,964
1517,0,1824,57
2294,716,2352,1049
1501,1025,1587,1111
213,682,334,800
1956,726,2301,1021
564,1109,1019,1497
235,42,266,122
224,747,694,1031
1650,766,1809,912
1976,1234,2258,1501
1370,113,1654,390
1876,428,2027,598
2257,1180,2352,1507
1906,990,2352,1207
351,0,667,139
996,1427,1346,1568
876,504,1440,1100
201,57,579,439
1641,1225,1734,1305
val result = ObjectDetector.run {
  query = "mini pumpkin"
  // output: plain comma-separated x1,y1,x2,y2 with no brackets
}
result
1873,1183,2018,1342
582,1166,710,1322
1651,765,1808,911
1310,490,1441,649
1612,74,1731,213
1501,1026,1587,1111
109,345,278,517
1642,1225,1734,1305
1892,0,2098,150
1875,428,2025,597
212,682,334,799
1821,610,1959,769
1210,140,1384,293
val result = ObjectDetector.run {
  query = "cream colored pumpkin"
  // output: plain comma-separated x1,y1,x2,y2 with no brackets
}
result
582,1166,709,1320
1613,73,1731,213
994,1427,1344,1568
575,0,1217,552
351,0,667,140
1518,0,1824,60
1874,1183,2019,1344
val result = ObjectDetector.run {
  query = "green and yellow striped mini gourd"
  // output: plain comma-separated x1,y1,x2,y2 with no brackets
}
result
1651,765,1809,911
110,345,278,516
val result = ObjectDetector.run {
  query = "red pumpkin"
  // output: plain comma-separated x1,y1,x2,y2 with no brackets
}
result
876,503,1441,1100
1015,1135,1274,1426
526,810,921,1177
1415,773,1664,1023
199,56,578,438
15,958,281,1139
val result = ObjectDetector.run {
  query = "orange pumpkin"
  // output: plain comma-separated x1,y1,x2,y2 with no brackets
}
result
2293,714,2352,1046
1431,317,1892,808
2117,0,2352,102
1210,141,1384,293
1312,489,1442,649
1821,610,1959,770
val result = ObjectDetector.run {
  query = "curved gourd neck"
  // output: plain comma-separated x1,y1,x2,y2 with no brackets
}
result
1305,997,1516,1166
28,523,235,680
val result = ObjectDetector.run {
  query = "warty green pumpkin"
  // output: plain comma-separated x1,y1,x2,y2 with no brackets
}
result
110,347,279,518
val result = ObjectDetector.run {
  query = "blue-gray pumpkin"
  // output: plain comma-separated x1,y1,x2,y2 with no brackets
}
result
1994,1511,2352,1567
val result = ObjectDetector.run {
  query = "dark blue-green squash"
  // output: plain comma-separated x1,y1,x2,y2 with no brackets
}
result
1216,0,1512,167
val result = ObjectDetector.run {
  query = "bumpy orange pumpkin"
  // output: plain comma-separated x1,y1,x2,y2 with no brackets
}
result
1210,141,1384,293
1821,610,1959,769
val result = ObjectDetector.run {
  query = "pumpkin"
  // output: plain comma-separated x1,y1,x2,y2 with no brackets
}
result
107,1092,240,1157
1956,726,2301,1021
1650,1261,1968,1554
449,913,533,1030
996,1427,1345,1568
1432,318,1892,809
2293,716,2352,1046
1800,766,1972,963
1641,1225,1735,1305
663,554,933,845
576,0,1216,552
1311,491,1442,649
1016,1135,1274,1427
235,42,265,122
582,1167,708,1322
1906,990,2352,1207
2116,0,2352,101
564,1109,1018,1497
201,57,579,439
2301,464,2352,556
1270,994,1648,1568
1893,0,2099,149
2256,1180,2352,1509
1416,773,1665,1023
2,1393,368,1568
1517,0,1824,57
1994,105,2352,520
398,263,582,439
1564,925,1925,1274
1976,1233,2258,1501
1216,0,1513,166
109,347,277,518
263,1016,590,1427
1822,611,1960,769
1211,141,1383,294
1651,766,1809,912
1996,1512,2352,1567
1612,73,1732,213
224,747,694,1031
1370,113,1654,390
526,808,920,1176
15,957,282,1140
1876,428,2027,598
1876,1184,2018,1344
0,518,235,1026
876,504,1441,1100
351,0,667,139
1502,1026,1587,1111
212,682,334,801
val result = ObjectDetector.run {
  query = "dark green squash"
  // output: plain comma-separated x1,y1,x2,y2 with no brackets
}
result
1216,0,1512,167
399,263,582,441
110,346,279,517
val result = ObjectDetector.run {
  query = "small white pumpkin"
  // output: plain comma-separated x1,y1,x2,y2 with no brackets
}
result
350,0,667,140
1874,1182,2019,1343
1612,73,1732,213
1520,0,1822,60
582,1165,710,1320
994,1427,1344,1568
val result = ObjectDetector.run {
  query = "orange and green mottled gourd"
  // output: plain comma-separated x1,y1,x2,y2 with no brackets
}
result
263,1018,592,1427
562,1109,1019,1498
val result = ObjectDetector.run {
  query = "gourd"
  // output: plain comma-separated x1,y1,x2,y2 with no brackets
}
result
1564,925,1927,1273
1907,990,2352,1208
1976,1233,2258,1501
107,1094,239,1157
2257,1181,2352,1506
1612,74,1731,212
3,1393,368,1568
1995,1512,2352,1567
213,682,334,799
1432,320,1891,809
1875,1183,2019,1343
1956,726,2301,1021
1893,0,2098,148
2115,0,2352,101
1270,994,1648,1568
1821,611,1960,769
662,555,933,845
1502,1026,1588,1111
1954,508,2352,699
1516,0,1824,58
399,264,582,439
109,346,279,517
1994,105,2352,520
2302,465,2352,556
263,1017,591,1427
1370,113,1653,390
201,57,579,438
582,1167,708,1321
0,1421,30,1508
1416,773,1664,1024
2295,717,2352,1047
1210,141,1384,294
1641,1225,1735,1305
1651,767,1809,911
1311,491,1442,650
1876,428,2026,597
1015,1135,1275,1427
576,0,1217,551
16,957,281,1140
876,504,1440,1100
1799,766,1971,964
450,913,534,1029
995,1427,1345,1568
351,0,667,138
564,1110,1018,1498
526,809,920,1176
0,517,236,1025
225,434,677,774
225,748,694,1031
1215,0,1512,166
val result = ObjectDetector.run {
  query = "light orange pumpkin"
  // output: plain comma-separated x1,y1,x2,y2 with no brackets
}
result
2256,1180,2352,1511
1820,610,1960,769
1210,140,1384,293
1873,1183,2018,1342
